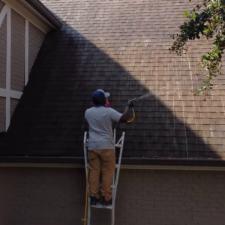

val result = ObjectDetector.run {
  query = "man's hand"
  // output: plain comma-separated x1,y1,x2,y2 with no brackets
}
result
119,101,135,123
127,100,134,108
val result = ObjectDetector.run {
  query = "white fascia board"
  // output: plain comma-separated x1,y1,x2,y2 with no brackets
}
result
2,0,51,33
25,20,29,85
0,5,9,27
5,8,11,129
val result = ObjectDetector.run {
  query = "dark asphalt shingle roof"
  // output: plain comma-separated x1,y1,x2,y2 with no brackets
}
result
1,0,225,164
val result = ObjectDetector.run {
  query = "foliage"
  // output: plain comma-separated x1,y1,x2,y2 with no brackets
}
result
170,0,225,94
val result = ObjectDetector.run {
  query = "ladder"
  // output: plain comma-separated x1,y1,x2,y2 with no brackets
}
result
83,130,125,225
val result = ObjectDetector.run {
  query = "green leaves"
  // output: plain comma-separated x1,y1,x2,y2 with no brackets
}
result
183,10,197,20
170,0,225,94
183,10,191,17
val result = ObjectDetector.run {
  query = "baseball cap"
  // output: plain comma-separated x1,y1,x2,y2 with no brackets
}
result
96,89,110,98
92,90,106,106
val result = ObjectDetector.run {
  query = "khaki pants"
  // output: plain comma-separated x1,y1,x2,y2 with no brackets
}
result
88,149,115,201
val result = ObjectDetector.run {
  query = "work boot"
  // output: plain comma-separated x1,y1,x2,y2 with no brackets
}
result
90,196,100,206
101,198,112,206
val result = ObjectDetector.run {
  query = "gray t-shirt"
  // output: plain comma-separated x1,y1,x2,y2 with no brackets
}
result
85,106,122,150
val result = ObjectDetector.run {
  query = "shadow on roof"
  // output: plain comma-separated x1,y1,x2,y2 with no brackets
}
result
1,24,221,163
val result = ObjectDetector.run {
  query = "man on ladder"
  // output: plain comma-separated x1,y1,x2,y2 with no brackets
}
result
84,89,134,206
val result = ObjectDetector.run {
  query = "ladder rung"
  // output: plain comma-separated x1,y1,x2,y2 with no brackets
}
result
87,165,119,169
115,144,122,148
91,203,113,210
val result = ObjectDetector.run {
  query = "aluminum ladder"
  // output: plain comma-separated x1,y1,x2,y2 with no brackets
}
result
83,130,125,225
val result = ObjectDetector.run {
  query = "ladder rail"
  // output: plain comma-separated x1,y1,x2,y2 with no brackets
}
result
111,131,125,225
83,131,91,225
83,131,88,179
113,131,125,201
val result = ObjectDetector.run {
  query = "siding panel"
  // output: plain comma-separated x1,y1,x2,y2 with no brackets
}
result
11,10,25,91
29,24,45,73
0,17,6,89
0,97,5,131
10,98,19,117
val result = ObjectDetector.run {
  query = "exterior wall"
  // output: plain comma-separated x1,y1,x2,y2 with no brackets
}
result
0,167,225,225
0,0,46,132
117,170,225,225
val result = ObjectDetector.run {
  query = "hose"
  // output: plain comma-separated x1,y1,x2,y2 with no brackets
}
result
82,186,88,225
82,153,89,225
127,107,135,123
82,172,89,225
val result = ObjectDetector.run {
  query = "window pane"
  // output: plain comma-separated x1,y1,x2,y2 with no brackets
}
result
10,98,19,117
11,10,25,91
0,97,6,131
0,16,7,89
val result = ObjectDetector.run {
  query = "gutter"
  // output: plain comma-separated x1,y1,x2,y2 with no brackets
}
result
2,0,62,32
1,156,225,171
24,0,62,29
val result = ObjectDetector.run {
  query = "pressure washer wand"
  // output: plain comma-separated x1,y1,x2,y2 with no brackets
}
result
128,93,150,104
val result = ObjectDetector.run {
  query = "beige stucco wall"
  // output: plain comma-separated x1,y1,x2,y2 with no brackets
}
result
0,167,225,225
